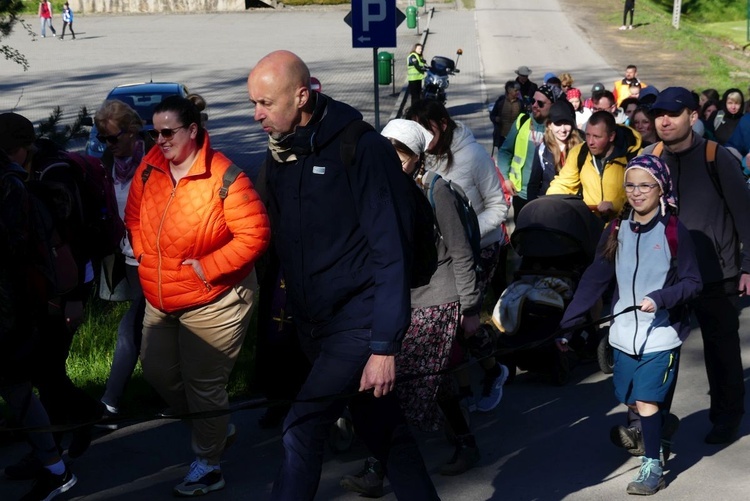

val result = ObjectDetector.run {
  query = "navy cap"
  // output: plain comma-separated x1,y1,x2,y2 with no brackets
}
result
650,87,698,113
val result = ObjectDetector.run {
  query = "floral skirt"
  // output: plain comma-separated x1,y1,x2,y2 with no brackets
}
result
396,301,460,432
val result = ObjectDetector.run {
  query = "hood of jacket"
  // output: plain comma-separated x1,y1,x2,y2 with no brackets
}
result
286,93,363,158
606,124,642,163
721,88,745,120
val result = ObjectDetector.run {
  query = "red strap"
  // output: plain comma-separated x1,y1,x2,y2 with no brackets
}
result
666,214,678,258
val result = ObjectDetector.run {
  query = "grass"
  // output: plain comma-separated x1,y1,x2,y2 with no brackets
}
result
603,0,749,90
697,20,748,47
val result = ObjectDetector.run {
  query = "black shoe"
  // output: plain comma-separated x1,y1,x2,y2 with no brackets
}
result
705,423,740,444
68,424,93,459
610,425,644,456
20,467,77,501
440,434,480,476
4,452,43,480
339,457,385,498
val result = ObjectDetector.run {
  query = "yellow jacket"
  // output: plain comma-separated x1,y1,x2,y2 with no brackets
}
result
547,125,642,215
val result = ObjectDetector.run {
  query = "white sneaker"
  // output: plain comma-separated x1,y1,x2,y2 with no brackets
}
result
173,458,225,497
477,364,510,412
628,25,633,30
619,25,627,30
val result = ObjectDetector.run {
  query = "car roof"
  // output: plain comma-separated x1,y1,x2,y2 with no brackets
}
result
107,82,187,96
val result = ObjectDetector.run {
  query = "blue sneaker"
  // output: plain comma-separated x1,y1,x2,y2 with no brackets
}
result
626,457,664,495
476,364,509,412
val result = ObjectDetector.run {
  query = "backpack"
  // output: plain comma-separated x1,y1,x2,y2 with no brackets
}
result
1,170,79,310
339,120,438,288
424,171,484,277
610,212,679,260
576,141,638,172
32,140,125,265
141,162,244,200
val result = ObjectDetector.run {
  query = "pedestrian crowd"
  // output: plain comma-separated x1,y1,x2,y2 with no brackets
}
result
1,50,750,501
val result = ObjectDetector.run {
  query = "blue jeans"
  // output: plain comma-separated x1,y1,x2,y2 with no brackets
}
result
271,328,439,501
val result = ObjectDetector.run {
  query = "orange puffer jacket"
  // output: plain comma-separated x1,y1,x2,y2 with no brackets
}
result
124,135,270,313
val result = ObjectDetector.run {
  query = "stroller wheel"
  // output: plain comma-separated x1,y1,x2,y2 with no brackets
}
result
597,334,614,374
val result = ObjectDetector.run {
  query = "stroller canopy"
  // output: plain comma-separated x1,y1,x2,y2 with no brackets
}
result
511,195,604,260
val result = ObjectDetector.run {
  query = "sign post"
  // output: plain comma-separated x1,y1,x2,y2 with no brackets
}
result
672,0,682,30
345,0,404,130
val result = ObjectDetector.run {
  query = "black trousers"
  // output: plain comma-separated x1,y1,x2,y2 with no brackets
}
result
408,80,422,108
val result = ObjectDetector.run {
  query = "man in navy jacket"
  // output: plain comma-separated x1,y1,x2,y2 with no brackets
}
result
248,50,438,501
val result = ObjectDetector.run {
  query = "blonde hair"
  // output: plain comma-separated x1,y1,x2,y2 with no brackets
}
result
94,99,143,134
542,123,582,174
560,73,574,88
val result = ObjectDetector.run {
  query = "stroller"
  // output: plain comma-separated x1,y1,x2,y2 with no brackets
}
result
493,195,604,385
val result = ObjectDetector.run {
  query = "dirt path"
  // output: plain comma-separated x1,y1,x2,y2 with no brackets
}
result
558,0,748,91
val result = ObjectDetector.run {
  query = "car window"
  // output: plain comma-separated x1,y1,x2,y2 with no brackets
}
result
111,92,181,124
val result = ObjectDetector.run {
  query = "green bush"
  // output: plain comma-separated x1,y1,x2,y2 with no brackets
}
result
652,0,746,23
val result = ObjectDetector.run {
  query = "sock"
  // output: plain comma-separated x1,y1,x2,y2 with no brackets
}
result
45,459,65,476
640,412,662,460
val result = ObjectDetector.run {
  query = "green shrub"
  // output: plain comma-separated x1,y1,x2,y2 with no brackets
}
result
651,0,746,23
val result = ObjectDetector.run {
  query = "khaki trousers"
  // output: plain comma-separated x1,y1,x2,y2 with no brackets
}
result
140,270,257,464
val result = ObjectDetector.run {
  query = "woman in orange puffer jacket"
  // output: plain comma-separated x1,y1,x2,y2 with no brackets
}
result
124,95,270,497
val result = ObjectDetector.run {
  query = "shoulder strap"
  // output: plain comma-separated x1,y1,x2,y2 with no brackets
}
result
141,164,154,185
704,140,723,199
219,164,242,200
340,120,376,166
518,113,530,129
666,214,679,258
652,141,664,157
577,143,590,172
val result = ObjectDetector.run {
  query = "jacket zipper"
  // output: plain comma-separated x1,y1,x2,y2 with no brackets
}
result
631,228,641,356
156,186,177,310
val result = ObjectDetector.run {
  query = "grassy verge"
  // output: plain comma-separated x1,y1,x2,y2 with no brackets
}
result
602,0,749,90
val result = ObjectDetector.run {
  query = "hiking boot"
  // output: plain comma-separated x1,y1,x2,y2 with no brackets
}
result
626,457,664,495
660,413,680,465
440,434,480,476
20,466,77,501
173,458,225,497
610,425,645,456
5,451,43,480
476,364,509,412
705,422,740,445
339,457,385,498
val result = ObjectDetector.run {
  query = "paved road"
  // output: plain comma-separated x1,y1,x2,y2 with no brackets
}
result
2,2,750,500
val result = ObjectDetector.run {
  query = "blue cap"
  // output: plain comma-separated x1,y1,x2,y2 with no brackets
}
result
651,87,698,113
543,72,557,84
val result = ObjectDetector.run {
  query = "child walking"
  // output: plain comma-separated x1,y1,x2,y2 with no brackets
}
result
556,154,702,495
60,2,75,40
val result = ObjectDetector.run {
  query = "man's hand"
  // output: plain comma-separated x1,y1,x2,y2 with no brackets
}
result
503,179,517,196
739,273,750,296
360,354,396,398
597,201,615,215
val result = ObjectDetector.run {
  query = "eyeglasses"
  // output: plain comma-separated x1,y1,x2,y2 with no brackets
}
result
534,100,548,108
96,130,125,144
624,183,659,194
148,126,186,140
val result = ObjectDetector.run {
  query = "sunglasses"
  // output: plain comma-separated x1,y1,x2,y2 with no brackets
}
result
148,126,186,140
96,130,125,144
534,99,548,108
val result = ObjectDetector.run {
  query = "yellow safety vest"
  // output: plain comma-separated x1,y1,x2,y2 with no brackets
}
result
407,52,427,82
509,114,531,192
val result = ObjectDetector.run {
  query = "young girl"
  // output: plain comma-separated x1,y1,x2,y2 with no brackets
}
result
556,154,702,495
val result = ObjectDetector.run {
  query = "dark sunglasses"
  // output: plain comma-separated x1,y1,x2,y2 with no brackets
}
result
534,99,548,108
148,126,186,140
96,130,125,144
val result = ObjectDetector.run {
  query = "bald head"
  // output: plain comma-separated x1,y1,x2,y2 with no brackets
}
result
247,51,314,138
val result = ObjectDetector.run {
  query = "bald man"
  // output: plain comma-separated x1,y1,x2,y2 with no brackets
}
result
248,51,439,500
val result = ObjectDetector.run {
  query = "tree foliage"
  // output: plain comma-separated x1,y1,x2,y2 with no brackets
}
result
37,106,92,148
651,0,746,23
1,0,32,70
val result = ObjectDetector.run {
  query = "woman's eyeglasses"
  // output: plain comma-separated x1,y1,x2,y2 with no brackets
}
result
624,183,659,194
96,130,125,144
148,126,186,140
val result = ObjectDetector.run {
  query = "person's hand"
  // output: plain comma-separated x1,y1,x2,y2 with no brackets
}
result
183,259,206,282
460,314,481,336
597,201,615,215
503,179,517,196
555,337,571,352
739,273,750,296
640,297,656,313
359,354,396,398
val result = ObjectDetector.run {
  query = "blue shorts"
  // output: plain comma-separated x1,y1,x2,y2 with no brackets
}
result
613,348,679,405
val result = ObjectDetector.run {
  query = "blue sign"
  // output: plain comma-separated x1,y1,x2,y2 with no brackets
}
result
350,0,397,48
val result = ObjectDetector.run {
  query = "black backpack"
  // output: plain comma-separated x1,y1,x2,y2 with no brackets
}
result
1,169,79,311
423,171,483,277
339,120,438,288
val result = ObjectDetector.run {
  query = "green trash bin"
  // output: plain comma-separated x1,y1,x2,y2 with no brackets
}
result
416,0,425,7
406,5,418,29
378,51,393,85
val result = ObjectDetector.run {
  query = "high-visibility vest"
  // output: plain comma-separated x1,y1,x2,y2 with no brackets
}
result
407,52,426,82
509,114,532,191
